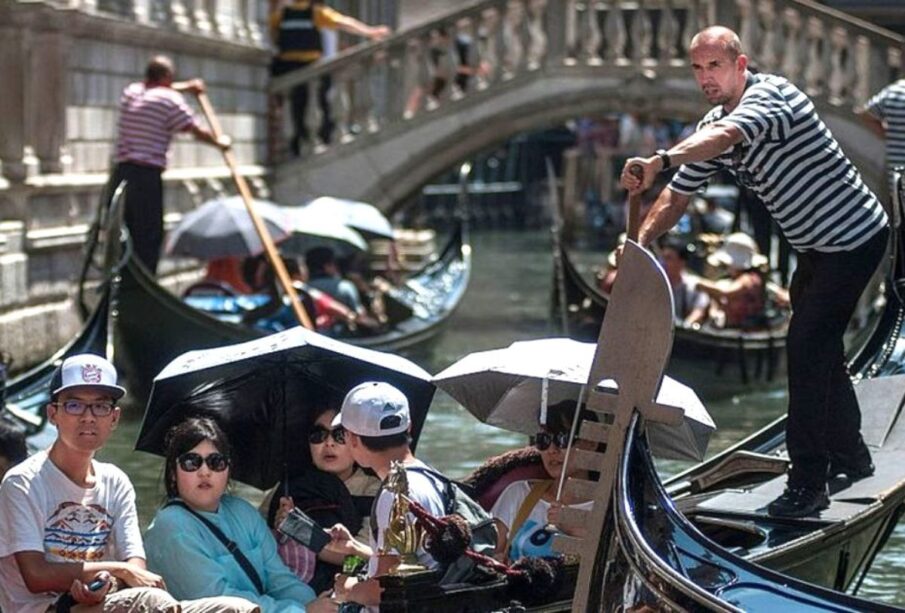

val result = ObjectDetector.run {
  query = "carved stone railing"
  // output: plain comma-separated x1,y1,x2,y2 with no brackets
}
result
268,0,904,164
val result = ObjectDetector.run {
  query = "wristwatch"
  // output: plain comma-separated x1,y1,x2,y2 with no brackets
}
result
656,149,672,171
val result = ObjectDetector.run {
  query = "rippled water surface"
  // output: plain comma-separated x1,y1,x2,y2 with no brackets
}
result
99,230,904,606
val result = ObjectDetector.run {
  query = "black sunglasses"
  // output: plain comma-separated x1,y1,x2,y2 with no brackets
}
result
308,426,346,445
177,452,230,473
532,431,571,451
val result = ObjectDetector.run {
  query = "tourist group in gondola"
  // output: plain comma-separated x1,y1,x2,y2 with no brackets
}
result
6,20,905,613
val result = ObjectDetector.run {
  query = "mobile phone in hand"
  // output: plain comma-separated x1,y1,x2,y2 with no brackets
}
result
278,507,331,553
87,578,108,592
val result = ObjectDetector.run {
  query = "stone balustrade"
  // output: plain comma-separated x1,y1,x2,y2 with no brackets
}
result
269,0,904,164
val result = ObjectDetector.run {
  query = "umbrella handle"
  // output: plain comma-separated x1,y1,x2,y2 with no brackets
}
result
556,383,587,502
195,93,313,330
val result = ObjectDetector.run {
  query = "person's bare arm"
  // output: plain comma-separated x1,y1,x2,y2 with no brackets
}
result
334,15,390,40
857,108,886,139
189,124,231,150
695,276,750,300
13,552,164,594
622,122,743,192
635,188,692,248
172,78,205,96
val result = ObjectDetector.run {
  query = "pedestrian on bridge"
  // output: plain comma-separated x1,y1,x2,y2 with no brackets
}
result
109,55,231,275
269,0,390,156
621,26,889,518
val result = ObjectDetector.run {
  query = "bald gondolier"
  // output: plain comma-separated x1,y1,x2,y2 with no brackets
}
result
621,26,889,518
110,55,231,275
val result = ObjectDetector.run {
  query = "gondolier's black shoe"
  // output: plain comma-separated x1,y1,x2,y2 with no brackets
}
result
766,486,829,518
828,445,875,481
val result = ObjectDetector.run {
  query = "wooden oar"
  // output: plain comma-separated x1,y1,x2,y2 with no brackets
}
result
195,93,313,330
626,163,645,242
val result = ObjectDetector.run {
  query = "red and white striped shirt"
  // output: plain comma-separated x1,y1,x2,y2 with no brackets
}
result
114,82,199,169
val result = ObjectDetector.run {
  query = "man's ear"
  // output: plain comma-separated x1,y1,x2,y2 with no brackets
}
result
737,53,748,73
46,403,57,426
110,407,122,429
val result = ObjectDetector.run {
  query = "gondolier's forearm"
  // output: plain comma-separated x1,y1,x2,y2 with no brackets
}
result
637,188,690,247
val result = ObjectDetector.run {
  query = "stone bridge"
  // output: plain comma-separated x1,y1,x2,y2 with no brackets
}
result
270,0,905,213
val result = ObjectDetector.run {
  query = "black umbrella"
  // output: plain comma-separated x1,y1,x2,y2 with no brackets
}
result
135,327,435,489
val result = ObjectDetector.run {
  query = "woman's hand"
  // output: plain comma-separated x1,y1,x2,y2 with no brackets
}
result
324,524,372,558
548,502,588,538
274,496,295,528
306,594,339,613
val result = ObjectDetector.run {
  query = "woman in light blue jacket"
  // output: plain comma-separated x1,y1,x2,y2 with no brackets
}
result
145,417,336,613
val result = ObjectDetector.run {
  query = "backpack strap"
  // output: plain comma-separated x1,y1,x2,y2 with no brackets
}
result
503,480,553,560
166,499,265,595
404,465,455,514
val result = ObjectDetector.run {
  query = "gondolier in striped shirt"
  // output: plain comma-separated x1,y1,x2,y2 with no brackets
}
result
621,26,889,518
109,56,230,274
858,79,905,188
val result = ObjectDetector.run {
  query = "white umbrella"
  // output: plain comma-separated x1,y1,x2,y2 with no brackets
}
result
281,206,369,257
301,196,395,240
165,196,291,259
433,338,715,461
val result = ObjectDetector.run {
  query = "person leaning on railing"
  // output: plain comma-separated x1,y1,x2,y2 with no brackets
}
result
269,0,390,156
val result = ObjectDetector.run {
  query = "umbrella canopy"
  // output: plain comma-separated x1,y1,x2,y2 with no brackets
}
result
433,338,715,462
166,196,291,259
281,207,369,258
136,326,435,489
301,196,395,240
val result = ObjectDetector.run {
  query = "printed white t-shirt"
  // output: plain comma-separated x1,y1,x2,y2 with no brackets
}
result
491,480,593,561
0,451,145,613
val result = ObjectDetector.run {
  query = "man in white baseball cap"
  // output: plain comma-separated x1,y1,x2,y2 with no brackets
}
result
0,353,257,613
330,381,447,607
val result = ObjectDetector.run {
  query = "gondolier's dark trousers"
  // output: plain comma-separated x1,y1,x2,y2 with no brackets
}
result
786,226,888,490
109,161,164,275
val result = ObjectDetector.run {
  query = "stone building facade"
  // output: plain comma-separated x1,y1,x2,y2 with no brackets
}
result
0,0,396,370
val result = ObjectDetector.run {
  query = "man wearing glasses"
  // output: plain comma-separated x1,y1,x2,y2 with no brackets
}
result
0,353,253,613
621,26,889,518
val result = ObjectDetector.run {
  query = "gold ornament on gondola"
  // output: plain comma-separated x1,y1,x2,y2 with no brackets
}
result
380,461,426,575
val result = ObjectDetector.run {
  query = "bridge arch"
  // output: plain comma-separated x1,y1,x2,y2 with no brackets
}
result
270,0,904,212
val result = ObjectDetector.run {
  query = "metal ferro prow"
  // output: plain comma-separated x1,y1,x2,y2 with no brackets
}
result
381,460,425,575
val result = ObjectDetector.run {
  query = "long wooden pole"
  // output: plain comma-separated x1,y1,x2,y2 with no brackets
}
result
626,164,644,242
195,93,313,330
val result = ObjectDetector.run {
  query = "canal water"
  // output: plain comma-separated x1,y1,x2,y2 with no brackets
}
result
98,229,904,606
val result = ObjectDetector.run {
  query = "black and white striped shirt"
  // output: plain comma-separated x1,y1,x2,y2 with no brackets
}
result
865,79,905,171
670,73,887,253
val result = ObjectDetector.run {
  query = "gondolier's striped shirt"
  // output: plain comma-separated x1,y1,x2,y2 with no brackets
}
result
114,82,199,170
670,73,887,253
865,79,905,173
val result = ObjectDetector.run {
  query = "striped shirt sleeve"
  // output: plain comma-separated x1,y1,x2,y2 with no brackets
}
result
864,86,889,120
721,84,793,145
165,96,198,133
669,158,722,195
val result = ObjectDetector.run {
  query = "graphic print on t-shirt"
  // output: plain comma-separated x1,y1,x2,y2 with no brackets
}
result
45,502,114,561
509,518,558,560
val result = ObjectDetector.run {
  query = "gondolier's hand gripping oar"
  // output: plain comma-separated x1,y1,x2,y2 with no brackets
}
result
626,164,645,243
195,92,314,330
612,164,646,270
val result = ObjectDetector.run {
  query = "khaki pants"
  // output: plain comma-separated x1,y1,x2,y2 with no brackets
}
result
68,587,260,613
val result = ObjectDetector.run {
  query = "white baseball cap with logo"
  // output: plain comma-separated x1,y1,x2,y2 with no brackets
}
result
51,353,126,400
332,381,410,437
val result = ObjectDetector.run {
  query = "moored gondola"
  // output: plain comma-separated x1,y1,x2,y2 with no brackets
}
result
552,238,789,384
1,290,111,450
106,220,470,404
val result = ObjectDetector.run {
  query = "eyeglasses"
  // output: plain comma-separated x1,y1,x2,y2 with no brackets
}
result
177,452,230,473
54,400,116,417
308,426,346,445
532,431,571,451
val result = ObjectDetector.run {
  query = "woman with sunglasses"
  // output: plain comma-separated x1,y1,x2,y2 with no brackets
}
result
489,400,596,563
145,417,338,612
265,406,380,591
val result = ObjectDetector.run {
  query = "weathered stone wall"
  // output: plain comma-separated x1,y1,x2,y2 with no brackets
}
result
0,0,272,371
